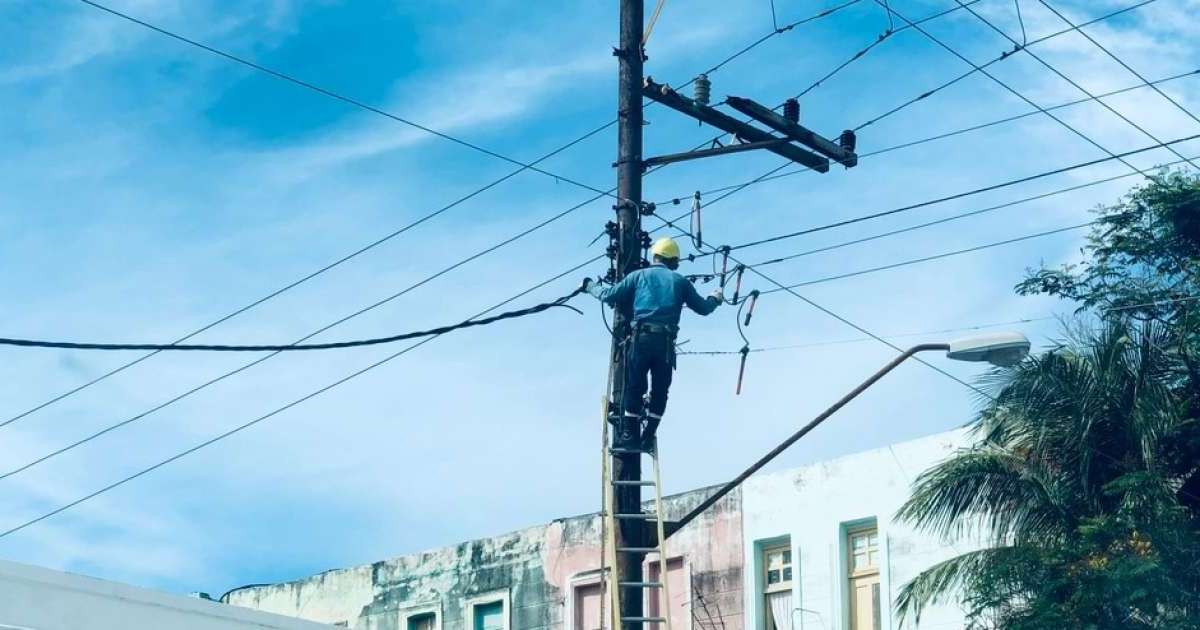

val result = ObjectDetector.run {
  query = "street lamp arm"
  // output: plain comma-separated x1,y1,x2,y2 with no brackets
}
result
667,343,951,537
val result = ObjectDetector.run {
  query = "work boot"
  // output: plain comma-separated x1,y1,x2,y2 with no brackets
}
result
640,414,662,452
614,412,640,448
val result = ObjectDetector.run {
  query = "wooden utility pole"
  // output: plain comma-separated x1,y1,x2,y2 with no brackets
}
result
611,0,646,627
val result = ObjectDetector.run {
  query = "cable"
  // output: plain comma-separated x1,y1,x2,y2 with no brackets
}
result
1014,0,1027,46
676,66,1200,201
3,0,862,432
677,133,1200,257
756,222,1092,295
875,1,1150,179
1035,0,1200,129
0,290,586,352
950,0,1200,172
644,0,669,45
723,149,1200,269
0,259,599,540
679,316,1054,355
855,0,1159,132
0,194,608,479
74,0,619,202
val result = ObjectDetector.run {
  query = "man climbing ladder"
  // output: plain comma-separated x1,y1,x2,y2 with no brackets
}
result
587,236,723,448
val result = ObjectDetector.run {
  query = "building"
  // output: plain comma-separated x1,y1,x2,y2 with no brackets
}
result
225,430,976,630
0,557,331,630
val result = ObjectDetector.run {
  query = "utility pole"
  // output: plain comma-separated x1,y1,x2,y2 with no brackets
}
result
611,0,646,627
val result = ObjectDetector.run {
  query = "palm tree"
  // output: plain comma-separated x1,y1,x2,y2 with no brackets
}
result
894,319,1200,628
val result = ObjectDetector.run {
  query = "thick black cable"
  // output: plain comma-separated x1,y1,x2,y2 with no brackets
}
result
3,0,858,432
678,67,1200,201
678,133,1200,258
0,260,599,540
757,223,1092,295
74,0,618,202
855,0,1158,132
950,0,1200,172
0,193,607,477
875,0,1149,178
1036,0,1200,129
0,290,585,352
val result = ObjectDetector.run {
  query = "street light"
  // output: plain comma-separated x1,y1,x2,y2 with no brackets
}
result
666,332,1032,535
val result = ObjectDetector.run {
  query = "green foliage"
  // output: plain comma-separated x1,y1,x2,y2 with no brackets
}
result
895,173,1200,628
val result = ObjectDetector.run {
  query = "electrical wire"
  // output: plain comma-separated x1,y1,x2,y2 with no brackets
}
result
0,290,586,352
679,316,1054,355
675,133,1200,258
855,0,1159,132
0,259,600,540
950,0,1200,172
0,196,607,479
875,0,1150,178
74,0,619,202
1035,0,1200,129
3,0,863,433
644,0,669,45
756,222,1093,295
1014,0,1028,46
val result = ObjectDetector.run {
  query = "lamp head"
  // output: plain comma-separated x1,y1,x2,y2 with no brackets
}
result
946,332,1030,367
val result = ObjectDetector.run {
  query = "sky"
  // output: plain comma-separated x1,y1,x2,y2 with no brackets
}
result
0,0,1198,597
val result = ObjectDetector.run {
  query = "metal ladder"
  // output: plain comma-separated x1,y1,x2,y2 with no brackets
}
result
601,400,673,630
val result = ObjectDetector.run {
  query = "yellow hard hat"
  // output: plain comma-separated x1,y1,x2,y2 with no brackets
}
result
650,236,681,260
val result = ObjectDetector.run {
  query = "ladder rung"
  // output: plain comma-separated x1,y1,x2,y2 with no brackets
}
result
611,479,656,486
619,581,663,588
622,617,667,623
614,513,658,520
616,547,659,553
609,447,652,454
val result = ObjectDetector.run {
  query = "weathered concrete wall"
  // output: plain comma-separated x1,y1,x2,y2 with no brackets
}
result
741,430,980,630
0,558,331,630
226,487,744,630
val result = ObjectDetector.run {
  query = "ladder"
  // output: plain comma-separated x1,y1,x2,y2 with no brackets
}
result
601,400,673,630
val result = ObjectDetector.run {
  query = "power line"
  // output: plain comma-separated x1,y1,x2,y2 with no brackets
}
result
674,133,1199,257
679,66,1200,200
0,193,607,479
723,150,1197,270
756,222,1092,295
74,0,618,202
950,0,1200,172
875,0,1150,178
679,316,1053,355
0,290,586,352
0,259,599,540
1035,0,1200,129
3,0,858,431
855,0,1159,132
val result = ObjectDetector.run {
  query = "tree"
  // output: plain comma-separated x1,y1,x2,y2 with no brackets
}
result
895,172,1200,628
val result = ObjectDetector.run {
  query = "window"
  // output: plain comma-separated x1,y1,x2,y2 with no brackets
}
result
407,613,436,630
646,557,689,628
400,604,440,630
761,543,793,630
465,591,510,630
847,527,882,630
572,580,606,630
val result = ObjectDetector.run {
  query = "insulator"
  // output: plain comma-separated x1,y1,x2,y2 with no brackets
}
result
640,231,652,249
783,98,800,123
604,268,617,283
606,244,619,259
604,220,619,237
839,129,857,153
694,74,711,106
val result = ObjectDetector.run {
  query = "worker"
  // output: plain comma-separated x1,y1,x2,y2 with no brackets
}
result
586,236,723,448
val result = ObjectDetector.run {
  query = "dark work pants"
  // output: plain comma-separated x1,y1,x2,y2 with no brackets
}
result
624,330,675,417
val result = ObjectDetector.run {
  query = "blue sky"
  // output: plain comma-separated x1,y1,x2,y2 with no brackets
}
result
1,0,1198,596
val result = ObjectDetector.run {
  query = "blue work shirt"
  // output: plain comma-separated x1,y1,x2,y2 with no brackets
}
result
591,264,719,327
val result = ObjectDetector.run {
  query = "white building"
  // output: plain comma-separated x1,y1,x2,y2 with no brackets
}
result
742,429,976,630
0,558,332,630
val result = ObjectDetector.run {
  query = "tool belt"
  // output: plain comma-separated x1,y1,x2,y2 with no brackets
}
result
634,321,679,337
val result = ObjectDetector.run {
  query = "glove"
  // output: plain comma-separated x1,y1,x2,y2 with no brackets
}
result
710,287,724,303
585,277,606,298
